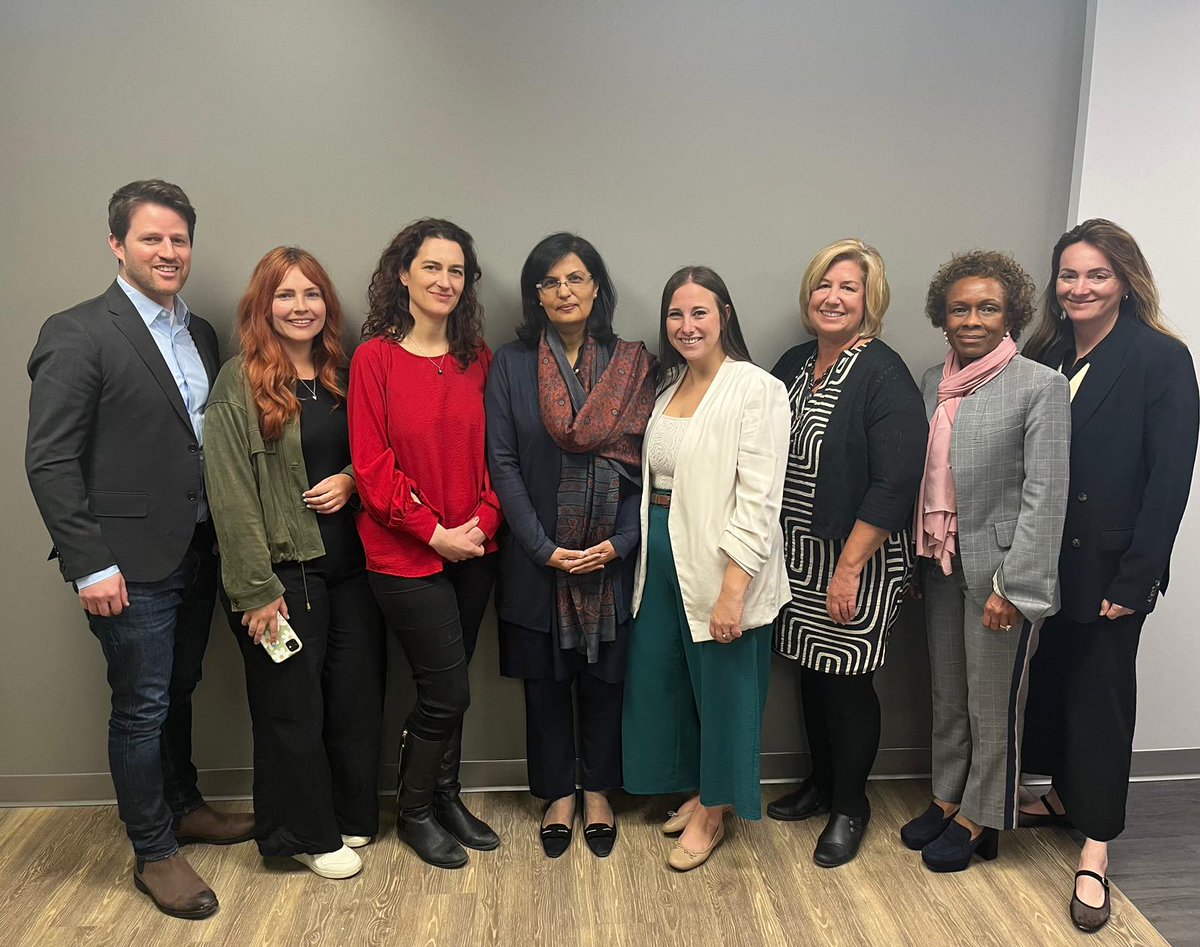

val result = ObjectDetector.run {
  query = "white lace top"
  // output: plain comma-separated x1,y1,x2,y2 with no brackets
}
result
647,414,691,490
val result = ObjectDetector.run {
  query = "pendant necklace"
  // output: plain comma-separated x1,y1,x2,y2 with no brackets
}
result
406,339,449,375
297,377,319,401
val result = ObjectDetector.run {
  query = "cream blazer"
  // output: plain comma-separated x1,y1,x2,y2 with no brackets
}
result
632,358,792,642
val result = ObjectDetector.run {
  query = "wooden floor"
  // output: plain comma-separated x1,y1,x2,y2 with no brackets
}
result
0,780,1174,947
1096,780,1199,947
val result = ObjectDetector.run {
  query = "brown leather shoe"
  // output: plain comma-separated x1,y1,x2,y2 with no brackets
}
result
173,804,256,845
134,853,218,919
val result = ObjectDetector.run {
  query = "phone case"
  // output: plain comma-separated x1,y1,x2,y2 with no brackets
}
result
261,614,303,663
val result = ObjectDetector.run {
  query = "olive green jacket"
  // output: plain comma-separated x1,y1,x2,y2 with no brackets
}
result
204,356,354,611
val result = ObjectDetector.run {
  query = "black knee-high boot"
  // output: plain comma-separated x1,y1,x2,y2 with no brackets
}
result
396,731,468,869
434,720,500,850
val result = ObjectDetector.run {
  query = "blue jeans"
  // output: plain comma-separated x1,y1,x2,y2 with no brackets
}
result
86,524,217,860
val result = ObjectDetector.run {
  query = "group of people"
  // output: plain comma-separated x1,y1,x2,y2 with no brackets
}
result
25,179,1198,936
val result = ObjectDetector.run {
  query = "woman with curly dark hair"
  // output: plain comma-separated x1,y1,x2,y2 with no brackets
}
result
899,251,1070,873
349,219,503,869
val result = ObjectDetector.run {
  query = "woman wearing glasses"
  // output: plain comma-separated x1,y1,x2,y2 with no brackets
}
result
623,266,790,871
350,218,502,869
486,233,655,858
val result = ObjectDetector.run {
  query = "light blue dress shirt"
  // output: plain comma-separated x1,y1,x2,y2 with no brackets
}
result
76,277,211,590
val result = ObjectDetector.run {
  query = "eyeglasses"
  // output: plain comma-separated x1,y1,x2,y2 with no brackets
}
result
535,272,593,294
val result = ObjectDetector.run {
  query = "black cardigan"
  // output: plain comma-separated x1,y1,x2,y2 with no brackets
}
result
771,339,928,540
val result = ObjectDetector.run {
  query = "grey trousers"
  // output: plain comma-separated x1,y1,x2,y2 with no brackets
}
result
923,559,1041,829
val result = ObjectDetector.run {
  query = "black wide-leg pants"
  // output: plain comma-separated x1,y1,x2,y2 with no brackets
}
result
1022,611,1145,842
225,552,385,857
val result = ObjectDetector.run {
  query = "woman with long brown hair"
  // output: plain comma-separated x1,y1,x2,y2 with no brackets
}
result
206,247,384,879
622,266,791,871
350,218,502,869
1020,219,1199,932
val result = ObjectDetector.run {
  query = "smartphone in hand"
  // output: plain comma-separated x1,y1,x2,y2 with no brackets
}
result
262,613,303,663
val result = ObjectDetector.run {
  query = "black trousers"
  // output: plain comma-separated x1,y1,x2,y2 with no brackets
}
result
224,551,385,858
1022,611,1144,842
369,554,497,742
524,672,623,800
800,666,880,818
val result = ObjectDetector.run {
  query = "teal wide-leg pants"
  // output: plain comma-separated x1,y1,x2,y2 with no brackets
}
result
622,505,771,819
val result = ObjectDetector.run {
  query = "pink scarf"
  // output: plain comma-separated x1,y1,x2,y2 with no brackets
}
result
916,335,1019,574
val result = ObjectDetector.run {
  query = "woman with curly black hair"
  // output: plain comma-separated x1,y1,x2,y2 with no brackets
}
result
900,250,1070,873
350,219,503,869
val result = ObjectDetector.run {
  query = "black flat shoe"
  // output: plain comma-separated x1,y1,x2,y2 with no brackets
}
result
921,820,999,872
813,809,870,868
539,797,574,859
767,779,831,822
1070,869,1111,933
583,818,617,857
900,802,958,850
1019,792,1072,829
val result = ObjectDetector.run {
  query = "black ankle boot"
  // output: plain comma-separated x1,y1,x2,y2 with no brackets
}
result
767,779,831,822
433,721,500,851
397,730,468,869
813,808,870,868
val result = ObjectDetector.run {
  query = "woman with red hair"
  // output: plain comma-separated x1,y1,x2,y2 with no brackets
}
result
205,247,384,880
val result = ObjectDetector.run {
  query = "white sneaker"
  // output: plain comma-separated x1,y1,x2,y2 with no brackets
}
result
292,845,363,879
341,834,372,848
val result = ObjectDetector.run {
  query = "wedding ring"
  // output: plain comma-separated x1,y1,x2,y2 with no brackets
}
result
1001,624,1012,631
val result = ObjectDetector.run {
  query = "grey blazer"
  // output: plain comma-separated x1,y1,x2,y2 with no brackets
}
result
920,355,1071,622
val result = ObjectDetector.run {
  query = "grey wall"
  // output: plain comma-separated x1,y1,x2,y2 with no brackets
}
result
0,0,1087,802
1073,0,1200,757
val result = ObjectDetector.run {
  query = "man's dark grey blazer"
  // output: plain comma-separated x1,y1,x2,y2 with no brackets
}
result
26,280,220,584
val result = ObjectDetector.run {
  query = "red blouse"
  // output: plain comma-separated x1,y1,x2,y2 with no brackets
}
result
349,336,503,577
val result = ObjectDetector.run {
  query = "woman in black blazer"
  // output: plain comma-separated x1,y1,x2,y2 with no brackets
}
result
1020,219,1199,933
485,233,654,858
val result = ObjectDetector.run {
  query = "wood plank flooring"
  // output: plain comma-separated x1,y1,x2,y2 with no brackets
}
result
0,780,1174,947
1095,780,1200,947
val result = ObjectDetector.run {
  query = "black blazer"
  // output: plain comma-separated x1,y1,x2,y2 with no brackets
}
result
26,281,220,583
484,339,641,633
771,339,928,538
1035,315,1199,621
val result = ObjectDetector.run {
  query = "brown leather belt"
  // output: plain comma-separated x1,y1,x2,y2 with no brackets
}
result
649,491,672,508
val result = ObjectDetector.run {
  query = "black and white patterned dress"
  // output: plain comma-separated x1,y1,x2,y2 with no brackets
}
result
773,346,914,674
